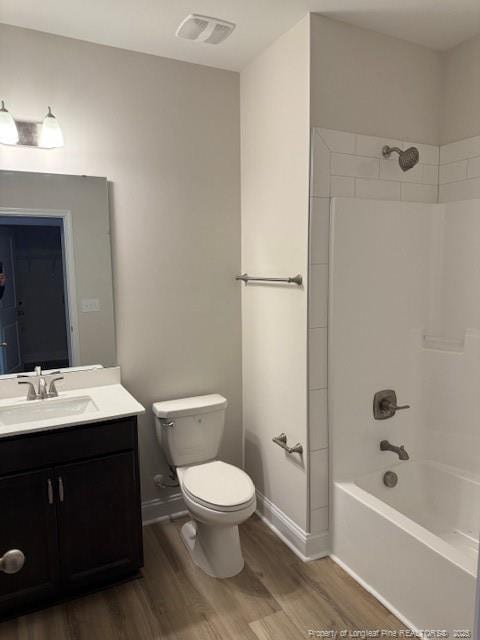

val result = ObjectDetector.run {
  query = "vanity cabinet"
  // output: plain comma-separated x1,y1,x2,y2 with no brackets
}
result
0,469,60,614
56,452,141,590
0,417,143,619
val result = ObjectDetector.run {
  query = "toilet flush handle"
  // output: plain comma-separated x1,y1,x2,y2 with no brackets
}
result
160,418,175,428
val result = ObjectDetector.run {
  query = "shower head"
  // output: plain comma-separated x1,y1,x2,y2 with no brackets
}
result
382,145,420,172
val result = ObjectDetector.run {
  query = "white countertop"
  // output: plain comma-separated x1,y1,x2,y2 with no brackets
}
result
0,383,145,438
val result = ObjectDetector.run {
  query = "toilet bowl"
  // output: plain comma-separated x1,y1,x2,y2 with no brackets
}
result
153,394,256,578
177,460,256,577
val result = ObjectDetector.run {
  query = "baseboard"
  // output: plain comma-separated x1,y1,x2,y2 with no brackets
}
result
330,554,418,634
142,489,330,563
142,491,187,526
255,490,330,562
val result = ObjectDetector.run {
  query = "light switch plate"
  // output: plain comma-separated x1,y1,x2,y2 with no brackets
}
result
81,298,100,313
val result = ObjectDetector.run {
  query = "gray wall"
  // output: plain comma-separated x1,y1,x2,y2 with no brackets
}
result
441,33,480,144
310,15,443,145
0,25,242,503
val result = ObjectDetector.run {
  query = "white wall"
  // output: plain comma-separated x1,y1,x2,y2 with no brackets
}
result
421,199,480,476
310,15,443,146
441,34,480,145
329,198,433,481
429,200,480,341
0,24,242,505
330,198,480,480
241,16,311,532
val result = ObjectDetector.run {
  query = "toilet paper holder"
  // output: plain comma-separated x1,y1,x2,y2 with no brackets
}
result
272,432,303,455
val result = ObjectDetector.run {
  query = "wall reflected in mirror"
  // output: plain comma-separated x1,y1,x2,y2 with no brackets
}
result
0,171,116,376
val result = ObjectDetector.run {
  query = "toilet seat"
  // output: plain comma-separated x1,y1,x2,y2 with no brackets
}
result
183,485,256,513
179,460,255,513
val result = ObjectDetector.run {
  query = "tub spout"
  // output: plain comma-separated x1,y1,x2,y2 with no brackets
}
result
380,440,410,460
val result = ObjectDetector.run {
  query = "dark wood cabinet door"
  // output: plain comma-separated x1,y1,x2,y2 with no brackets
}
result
0,469,59,616
55,452,142,590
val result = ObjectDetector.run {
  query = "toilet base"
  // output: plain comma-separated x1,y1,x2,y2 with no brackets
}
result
180,520,245,578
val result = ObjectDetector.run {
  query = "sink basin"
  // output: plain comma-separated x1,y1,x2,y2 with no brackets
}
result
0,396,99,426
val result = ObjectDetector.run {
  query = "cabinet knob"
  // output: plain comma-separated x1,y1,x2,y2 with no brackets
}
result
0,549,25,574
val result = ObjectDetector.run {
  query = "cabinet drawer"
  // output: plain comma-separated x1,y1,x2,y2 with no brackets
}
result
0,418,137,476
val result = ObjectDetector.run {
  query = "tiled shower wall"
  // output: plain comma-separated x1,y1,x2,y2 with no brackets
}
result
308,126,480,535
439,135,480,202
307,127,436,535
311,128,440,203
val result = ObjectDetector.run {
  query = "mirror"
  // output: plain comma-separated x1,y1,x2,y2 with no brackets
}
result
0,170,116,375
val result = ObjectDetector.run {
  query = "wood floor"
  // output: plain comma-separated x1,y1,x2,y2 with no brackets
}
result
0,515,405,639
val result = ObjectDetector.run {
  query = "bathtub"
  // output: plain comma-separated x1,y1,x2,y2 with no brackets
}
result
332,461,478,633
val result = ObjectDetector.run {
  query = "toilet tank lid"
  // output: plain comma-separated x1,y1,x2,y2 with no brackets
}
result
152,394,227,418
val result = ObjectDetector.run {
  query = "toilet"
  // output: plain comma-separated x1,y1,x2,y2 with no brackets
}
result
153,394,256,578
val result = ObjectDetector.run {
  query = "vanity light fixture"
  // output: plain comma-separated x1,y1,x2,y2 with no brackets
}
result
38,106,64,149
0,101,19,145
0,102,64,148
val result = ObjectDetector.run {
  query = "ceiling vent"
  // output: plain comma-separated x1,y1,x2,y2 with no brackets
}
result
176,14,236,45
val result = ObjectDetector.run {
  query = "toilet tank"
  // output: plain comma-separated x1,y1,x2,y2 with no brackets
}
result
153,394,227,467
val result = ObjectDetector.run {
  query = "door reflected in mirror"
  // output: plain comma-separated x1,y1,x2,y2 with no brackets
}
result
0,217,70,374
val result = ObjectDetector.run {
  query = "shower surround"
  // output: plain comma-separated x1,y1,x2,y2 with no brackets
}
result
308,127,480,536
308,127,440,538
308,126,480,630
327,196,480,632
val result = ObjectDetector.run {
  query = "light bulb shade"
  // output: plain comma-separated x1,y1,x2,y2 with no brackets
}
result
39,107,64,148
0,102,19,145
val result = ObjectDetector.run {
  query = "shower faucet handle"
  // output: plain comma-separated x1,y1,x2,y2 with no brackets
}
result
386,401,410,411
373,389,410,420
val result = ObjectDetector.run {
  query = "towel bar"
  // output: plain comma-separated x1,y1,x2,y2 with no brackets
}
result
235,273,302,286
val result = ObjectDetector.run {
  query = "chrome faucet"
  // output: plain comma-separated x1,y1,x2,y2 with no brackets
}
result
380,440,410,460
18,367,64,401
37,367,48,399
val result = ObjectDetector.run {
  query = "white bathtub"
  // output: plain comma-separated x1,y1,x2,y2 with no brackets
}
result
333,461,478,633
